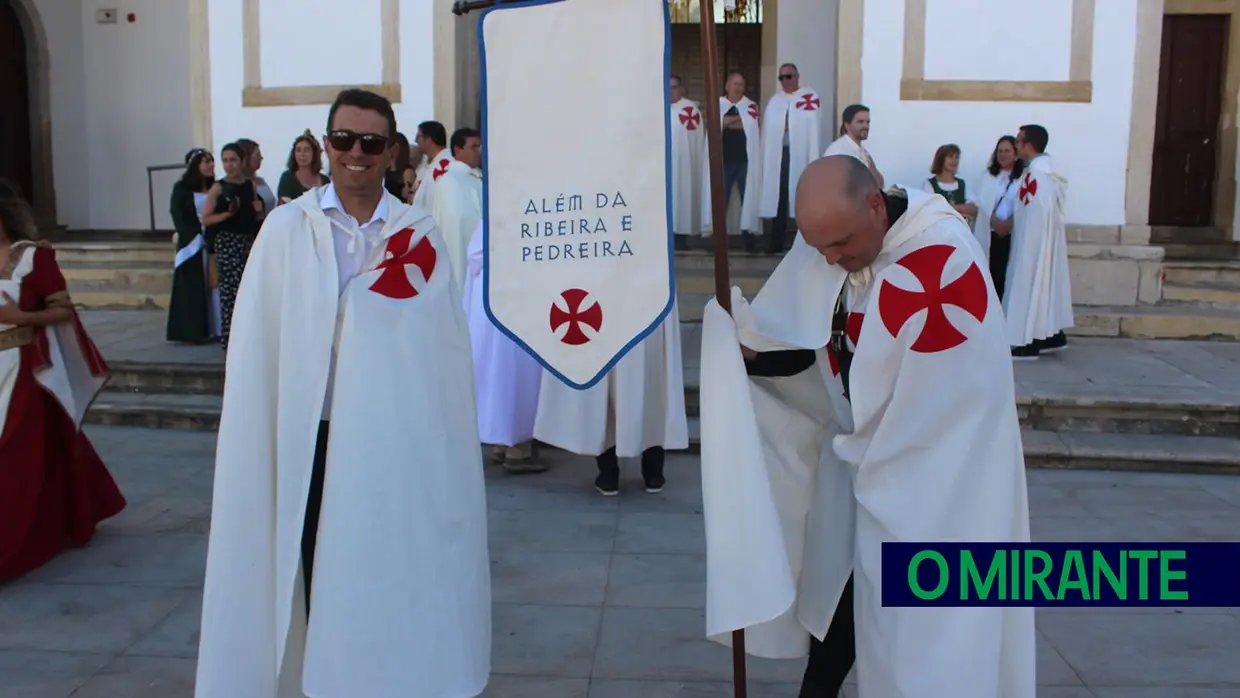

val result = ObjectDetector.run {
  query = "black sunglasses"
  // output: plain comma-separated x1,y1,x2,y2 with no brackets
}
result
778,74,797,81
327,130,390,156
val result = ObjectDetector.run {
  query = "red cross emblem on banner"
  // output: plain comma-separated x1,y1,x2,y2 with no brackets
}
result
679,106,701,130
549,288,603,346
747,102,760,119
369,228,436,299
1019,172,1038,205
878,244,987,354
432,158,451,181
796,94,820,111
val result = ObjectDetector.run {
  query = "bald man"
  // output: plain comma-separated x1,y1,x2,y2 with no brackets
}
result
697,156,1035,698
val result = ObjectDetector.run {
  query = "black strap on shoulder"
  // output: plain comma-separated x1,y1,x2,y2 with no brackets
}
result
830,293,854,400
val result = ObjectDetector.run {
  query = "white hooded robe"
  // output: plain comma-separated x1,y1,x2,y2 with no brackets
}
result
758,86,822,219
670,97,705,236
700,96,763,236
1003,154,1074,346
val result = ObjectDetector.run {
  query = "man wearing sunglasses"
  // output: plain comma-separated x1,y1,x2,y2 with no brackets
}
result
195,88,492,698
757,63,823,255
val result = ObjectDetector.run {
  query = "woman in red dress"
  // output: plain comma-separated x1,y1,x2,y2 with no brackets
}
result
0,189,126,581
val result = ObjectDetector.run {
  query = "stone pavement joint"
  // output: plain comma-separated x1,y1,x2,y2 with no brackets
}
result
2,426,1240,697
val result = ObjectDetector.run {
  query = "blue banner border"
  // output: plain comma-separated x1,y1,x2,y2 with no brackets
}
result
477,0,677,391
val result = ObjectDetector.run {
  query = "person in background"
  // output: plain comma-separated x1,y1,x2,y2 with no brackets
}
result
0,186,125,581
277,129,330,204
385,131,412,199
166,148,216,343
922,143,979,226
236,138,275,218
973,135,1025,300
400,166,418,205
201,142,261,349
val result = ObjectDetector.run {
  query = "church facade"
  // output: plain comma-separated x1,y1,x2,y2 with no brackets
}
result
3,0,1238,248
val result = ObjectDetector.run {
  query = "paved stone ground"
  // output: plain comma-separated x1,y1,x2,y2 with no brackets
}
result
3,426,1240,698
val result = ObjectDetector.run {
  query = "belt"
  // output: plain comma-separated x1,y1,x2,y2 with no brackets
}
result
0,325,35,352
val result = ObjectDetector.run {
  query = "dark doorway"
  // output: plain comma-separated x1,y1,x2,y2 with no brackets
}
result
1150,14,1229,227
0,0,32,203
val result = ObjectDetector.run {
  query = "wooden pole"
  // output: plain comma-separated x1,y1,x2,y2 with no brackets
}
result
697,4,744,698
698,0,734,314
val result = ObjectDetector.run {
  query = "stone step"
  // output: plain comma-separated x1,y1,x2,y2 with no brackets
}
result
1162,260,1240,286
101,360,1237,439
54,242,173,265
676,272,765,296
673,250,781,276
1150,226,1232,245
83,395,1240,474
1070,304,1240,340
72,291,170,310
1162,281,1240,310
64,266,173,294
1158,241,1240,261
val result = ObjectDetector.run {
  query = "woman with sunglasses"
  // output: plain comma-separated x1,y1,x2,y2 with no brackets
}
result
201,142,262,349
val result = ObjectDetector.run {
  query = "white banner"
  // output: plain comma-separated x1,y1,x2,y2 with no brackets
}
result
479,0,675,390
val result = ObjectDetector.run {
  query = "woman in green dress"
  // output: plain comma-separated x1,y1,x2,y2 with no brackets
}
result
165,148,216,343
923,143,980,226
276,129,330,205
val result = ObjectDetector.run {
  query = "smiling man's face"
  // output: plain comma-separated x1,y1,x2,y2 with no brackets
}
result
323,105,394,194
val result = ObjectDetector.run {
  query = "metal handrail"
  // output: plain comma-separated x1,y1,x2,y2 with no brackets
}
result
147,163,185,231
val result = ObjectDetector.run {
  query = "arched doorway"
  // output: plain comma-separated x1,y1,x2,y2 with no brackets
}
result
0,0,33,202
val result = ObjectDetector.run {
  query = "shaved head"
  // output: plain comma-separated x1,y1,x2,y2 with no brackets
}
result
795,155,889,272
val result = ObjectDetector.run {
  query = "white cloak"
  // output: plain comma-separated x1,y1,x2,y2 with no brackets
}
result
462,221,543,446
670,97,705,235
822,133,874,170
700,96,762,235
758,87,822,218
971,171,1016,260
413,150,455,213
699,189,1035,697
1003,154,1074,346
533,310,688,458
432,159,483,292
195,191,490,698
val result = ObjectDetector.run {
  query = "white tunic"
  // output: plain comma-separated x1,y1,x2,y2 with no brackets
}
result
533,309,688,458
669,97,705,235
1003,154,1074,345
971,170,1019,260
758,87,823,218
432,159,483,292
462,222,543,447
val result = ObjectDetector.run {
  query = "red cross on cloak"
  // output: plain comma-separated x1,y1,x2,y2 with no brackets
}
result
877,244,988,354
826,311,865,399
432,158,451,181
549,288,603,345
679,106,701,130
747,102,760,119
796,94,820,111
1019,172,1038,205
369,227,436,299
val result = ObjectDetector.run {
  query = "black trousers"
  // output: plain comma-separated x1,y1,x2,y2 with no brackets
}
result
799,574,856,698
301,420,331,615
768,145,792,252
989,230,1013,301
596,446,665,478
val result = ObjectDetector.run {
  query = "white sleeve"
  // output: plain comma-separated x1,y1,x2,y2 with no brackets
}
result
964,178,979,204
921,179,936,194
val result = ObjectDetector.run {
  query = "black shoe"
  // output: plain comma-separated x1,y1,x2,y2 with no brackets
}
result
674,234,689,251
641,447,665,493
1011,343,1040,361
594,470,619,496
1036,331,1067,353
644,474,666,494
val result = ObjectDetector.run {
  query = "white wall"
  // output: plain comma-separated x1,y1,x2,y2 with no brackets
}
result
28,0,87,228
776,0,837,147
858,0,1139,226
82,0,193,229
207,0,436,189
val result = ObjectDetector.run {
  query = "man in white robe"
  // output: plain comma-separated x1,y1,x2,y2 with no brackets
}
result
462,221,545,473
533,310,688,496
1004,124,1073,360
669,74,704,251
698,156,1035,698
432,127,484,291
412,120,451,211
700,72,763,252
758,63,822,254
823,103,884,189
195,89,490,698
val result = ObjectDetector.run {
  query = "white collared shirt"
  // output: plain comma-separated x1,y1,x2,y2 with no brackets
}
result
319,182,391,295
318,183,391,419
